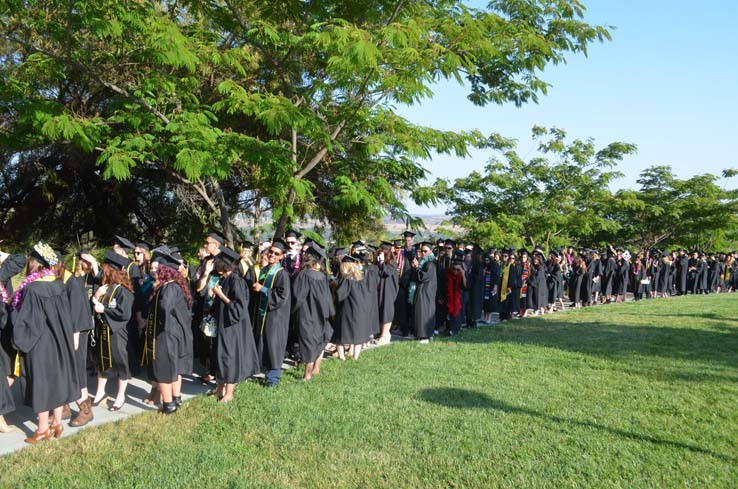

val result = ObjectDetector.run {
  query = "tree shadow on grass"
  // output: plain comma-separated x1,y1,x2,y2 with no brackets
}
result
453,318,738,369
418,387,735,463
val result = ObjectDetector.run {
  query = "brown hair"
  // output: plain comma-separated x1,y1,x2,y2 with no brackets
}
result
25,256,45,275
339,261,363,281
102,264,134,293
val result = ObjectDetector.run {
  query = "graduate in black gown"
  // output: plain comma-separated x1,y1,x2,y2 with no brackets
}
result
209,248,260,402
529,253,547,315
0,250,25,400
55,251,95,427
140,248,193,413
393,232,415,336
613,249,630,303
0,280,15,433
252,239,291,387
238,241,258,288
411,242,437,342
12,242,79,443
334,255,371,359
376,243,398,345
292,244,334,380
90,250,135,412
568,256,585,309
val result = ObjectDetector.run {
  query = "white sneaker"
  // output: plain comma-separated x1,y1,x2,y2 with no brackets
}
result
419,339,430,344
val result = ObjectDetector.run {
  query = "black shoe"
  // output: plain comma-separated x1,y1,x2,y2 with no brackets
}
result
161,402,178,415
173,396,182,407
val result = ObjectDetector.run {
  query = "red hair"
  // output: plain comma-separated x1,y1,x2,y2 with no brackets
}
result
154,264,192,307
102,264,134,293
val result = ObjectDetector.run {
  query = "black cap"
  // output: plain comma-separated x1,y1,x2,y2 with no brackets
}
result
114,235,135,252
76,248,91,258
30,242,59,268
104,249,130,271
219,247,240,265
136,241,152,251
392,239,403,247
352,240,367,250
306,243,327,260
444,239,456,247
241,240,255,249
208,231,226,246
284,229,302,239
341,255,360,263
151,246,180,269
418,241,433,249
402,231,416,238
271,238,288,253
333,247,348,258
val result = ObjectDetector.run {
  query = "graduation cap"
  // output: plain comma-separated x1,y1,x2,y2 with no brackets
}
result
351,240,367,251
436,238,445,245
240,240,255,250
402,231,416,239
208,231,226,246
444,239,456,247
519,248,529,256
302,238,314,247
219,247,240,265
549,250,560,258
136,241,153,252
380,241,394,249
333,247,348,258
151,246,180,269
270,238,288,253
104,249,130,271
29,242,58,268
284,229,302,239
418,241,434,249
533,246,544,256
392,239,403,247
168,245,181,254
75,248,91,259
305,243,327,260
341,254,360,263
114,235,135,252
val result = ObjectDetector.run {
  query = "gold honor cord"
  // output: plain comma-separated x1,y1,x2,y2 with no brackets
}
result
98,284,121,371
141,281,174,365
257,269,282,337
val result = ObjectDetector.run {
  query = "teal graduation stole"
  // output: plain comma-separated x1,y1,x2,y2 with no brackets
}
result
255,262,283,336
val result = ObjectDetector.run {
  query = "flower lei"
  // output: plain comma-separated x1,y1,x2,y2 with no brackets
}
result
0,283,7,304
12,268,56,311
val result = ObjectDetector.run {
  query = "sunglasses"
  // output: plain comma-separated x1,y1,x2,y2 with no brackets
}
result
445,246,453,250
267,250,283,256
421,249,431,254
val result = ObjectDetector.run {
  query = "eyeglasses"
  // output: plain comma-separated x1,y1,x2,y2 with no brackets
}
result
421,249,431,254
445,246,453,250
267,250,283,256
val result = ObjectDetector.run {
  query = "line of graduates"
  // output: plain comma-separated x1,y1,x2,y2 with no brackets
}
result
3,231,736,446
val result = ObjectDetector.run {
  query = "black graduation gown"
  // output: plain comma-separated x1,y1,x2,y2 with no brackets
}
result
364,264,381,336
292,269,335,364
239,259,257,289
335,276,371,344
675,255,689,294
413,260,437,339
528,264,547,310
436,254,453,326
546,261,561,304
0,302,14,416
504,263,522,314
483,263,500,314
0,254,25,374
656,260,671,293
66,274,93,391
393,252,413,330
614,260,630,295
252,264,291,371
697,260,709,291
569,264,583,304
632,263,647,296
95,284,134,379
142,282,190,383
378,263,398,325
213,274,260,384
12,279,79,413
602,257,616,296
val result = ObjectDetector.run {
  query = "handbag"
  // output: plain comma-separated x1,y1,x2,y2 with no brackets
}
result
200,314,218,337
640,278,651,285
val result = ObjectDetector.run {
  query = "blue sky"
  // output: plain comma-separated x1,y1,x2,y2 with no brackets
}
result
398,0,738,214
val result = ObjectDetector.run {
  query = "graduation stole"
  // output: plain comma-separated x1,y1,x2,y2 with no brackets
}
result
98,284,121,370
255,262,283,336
446,270,463,317
141,280,173,364
500,263,511,302
125,261,135,280
408,253,435,305
483,269,492,300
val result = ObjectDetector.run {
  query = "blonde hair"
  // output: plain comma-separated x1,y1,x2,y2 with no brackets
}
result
339,261,363,281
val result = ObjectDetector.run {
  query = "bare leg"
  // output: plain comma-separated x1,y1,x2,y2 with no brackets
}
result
220,383,235,402
37,411,50,433
172,375,182,398
337,344,345,361
352,344,362,360
159,382,173,404
313,355,323,375
92,376,108,404
112,379,128,408
304,362,314,380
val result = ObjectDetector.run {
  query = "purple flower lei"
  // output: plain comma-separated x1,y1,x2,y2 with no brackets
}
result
12,268,56,311
0,284,7,304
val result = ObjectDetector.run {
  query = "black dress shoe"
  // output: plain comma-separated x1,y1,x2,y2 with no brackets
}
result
161,402,178,415
173,396,182,407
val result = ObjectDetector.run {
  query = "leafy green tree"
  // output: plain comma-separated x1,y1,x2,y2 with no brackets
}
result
438,127,635,249
1,0,611,245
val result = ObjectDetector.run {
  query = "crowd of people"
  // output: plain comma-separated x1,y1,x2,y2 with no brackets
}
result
0,230,736,445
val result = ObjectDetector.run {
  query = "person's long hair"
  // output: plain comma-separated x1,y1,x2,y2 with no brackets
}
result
301,253,323,272
339,261,362,281
25,256,45,275
153,264,192,307
380,245,395,267
102,263,134,293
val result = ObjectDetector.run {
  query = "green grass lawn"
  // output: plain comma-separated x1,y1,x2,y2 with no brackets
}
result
2,294,738,488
